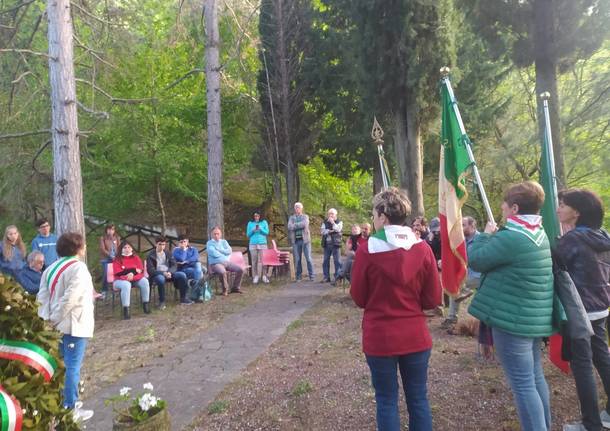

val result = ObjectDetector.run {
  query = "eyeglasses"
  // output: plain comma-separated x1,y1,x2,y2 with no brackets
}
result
39,224,50,229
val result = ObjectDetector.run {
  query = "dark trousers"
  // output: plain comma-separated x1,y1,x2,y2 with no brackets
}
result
570,317,610,431
322,245,341,281
366,350,432,431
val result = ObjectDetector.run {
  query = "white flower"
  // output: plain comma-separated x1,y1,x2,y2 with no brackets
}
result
119,387,131,396
32,410,38,416
4,305,10,311
138,392,158,412
142,382,153,391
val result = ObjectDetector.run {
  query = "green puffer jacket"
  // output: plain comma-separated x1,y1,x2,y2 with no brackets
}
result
467,228,556,338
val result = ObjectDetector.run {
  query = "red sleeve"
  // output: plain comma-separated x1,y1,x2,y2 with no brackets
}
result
350,245,369,308
112,259,128,281
421,246,442,309
132,256,144,281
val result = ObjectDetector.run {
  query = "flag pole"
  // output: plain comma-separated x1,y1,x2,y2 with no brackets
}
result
372,116,390,189
540,93,560,211
440,67,495,224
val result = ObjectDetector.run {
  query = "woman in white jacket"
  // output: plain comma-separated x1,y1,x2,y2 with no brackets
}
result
37,232,94,422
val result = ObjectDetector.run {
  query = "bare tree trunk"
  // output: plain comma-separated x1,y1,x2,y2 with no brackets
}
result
155,177,167,234
534,0,565,187
205,0,224,236
47,0,85,238
276,0,297,209
394,99,424,216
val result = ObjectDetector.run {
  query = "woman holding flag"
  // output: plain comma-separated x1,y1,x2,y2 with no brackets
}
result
351,187,441,431
37,232,95,423
468,181,556,431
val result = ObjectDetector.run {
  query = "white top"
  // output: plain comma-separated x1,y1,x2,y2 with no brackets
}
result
37,260,95,338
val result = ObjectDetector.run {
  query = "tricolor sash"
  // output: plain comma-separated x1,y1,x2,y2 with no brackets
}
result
505,215,546,246
0,339,58,382
0,385,23,431
45,256,79,298
368,225,421,254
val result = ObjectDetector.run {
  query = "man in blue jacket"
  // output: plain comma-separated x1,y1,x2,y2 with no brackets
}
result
16,251,44,295
31,218,58,267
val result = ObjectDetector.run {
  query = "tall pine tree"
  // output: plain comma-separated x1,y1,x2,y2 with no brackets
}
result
460,0,610,187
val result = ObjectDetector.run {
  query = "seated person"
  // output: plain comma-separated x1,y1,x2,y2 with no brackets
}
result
31,218,59,267
146,236,191,307
16,251,45,295
207,226,243,296
0,225,26,277
172,235,203,286
335,224,362,284
112,241,151,320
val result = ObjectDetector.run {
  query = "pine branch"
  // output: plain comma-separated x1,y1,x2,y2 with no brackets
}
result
0,48,55,60
0,129,51,140
75,78,156,104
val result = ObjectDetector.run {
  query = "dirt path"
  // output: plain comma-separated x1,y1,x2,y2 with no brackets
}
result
84,280,330,430
190,289,585,431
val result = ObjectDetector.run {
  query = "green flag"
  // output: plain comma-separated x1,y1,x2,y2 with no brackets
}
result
539,121,561,247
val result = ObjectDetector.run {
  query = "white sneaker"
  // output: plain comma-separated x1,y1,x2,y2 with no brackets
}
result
253,276,259,284
73,407,94,422
262,275,270,284
601,410,610,428
563,423,585,431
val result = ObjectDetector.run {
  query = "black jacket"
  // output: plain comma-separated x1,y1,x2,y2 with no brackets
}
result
146,249,178,276
555,227,610,313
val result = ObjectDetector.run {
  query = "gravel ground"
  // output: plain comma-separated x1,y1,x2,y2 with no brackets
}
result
189,288,586,431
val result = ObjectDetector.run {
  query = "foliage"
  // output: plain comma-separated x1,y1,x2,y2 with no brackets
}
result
291,379,313,397
0,277,78,430
207,400,229,415
105,382,166,425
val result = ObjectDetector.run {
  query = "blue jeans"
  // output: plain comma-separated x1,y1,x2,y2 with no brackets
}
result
366,350,432,431
181,262,203,282
60,334,88,409
100,258,113,292
113,278,150,307
150,271,188,302
322,246,341,280
492,328,551,431
292,239,314,280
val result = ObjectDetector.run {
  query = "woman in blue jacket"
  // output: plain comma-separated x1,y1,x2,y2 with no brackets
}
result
0,225,26,277
207,226,244,295
246,211,270,284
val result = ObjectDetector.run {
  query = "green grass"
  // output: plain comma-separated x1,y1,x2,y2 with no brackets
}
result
207,400,229,415
291,379,313,397
286,319,304,331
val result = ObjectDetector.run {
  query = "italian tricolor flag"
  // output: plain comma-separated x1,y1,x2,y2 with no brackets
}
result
0,385,22,431
438,82,472,295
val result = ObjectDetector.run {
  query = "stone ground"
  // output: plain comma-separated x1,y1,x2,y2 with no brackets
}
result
84,257,330,430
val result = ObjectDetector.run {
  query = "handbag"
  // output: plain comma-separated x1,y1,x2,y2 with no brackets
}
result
553,267,593,340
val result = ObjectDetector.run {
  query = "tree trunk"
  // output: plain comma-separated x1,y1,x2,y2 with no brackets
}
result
394,99,424,216
373,161,383,196
276,0,298,209
533,0,565,187
204,0,224,236
155,177,167,234
47,0,85,239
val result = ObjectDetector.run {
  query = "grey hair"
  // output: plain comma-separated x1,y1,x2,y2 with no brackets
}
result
294,202,303,209
27,250,44,265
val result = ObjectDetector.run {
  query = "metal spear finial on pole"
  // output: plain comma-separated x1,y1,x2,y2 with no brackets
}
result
372,116,390,189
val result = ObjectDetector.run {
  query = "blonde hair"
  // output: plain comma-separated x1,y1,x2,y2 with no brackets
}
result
3,225,26,261
372,187,412,225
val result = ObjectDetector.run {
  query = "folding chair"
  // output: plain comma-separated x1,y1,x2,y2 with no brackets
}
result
261,249,288,281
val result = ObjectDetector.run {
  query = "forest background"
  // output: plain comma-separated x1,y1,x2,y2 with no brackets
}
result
1,0,608,246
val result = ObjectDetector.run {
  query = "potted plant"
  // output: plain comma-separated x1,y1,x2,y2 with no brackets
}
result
106,383,170,430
